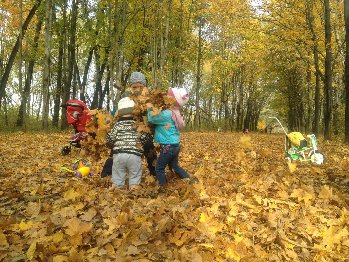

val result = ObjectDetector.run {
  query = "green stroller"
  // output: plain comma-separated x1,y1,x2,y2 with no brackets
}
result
269,117,324,165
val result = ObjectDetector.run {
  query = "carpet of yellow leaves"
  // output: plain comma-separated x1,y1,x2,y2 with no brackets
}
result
1,131,349,261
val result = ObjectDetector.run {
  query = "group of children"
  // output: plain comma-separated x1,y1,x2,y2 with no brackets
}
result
106,71,193,191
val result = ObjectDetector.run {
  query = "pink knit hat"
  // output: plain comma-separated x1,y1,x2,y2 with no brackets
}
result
168,88,189,107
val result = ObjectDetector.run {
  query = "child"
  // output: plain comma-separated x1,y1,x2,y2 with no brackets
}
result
101,71,156,177
127,72,157,176
106,97,150,190
146,87,191,188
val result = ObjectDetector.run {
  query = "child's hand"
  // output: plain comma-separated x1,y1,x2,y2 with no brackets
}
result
146,103,153,109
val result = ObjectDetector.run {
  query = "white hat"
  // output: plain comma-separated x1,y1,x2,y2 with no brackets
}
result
130,72,146,86
117,97,135,116
169,87,189,107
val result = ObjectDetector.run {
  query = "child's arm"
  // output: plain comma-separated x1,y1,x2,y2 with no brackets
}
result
147,111,168,125
146,103,171,125
139,132,153,145
106,125,118,148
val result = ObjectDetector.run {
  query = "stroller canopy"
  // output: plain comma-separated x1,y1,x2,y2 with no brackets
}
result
62,100,91,132
287,132,308,148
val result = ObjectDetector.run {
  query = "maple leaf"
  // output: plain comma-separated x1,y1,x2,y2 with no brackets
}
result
80,207,97,222
26,241,37,260
52,255,69,262
150,107,161,116
239,135,252,148
135,122,151,133
63,188,80,200
318,185,333,200
18,220,34,231
126,245,141,255
226,247,241,261
69,248,85,261
169,229,190,247
51,231,64,244
26,201,41,217
290,188,314,205
62,218,92,247
199,212,209,223
287,162,297,173
103,217,120,235
0,230,9,249
163,95,176,106
319,226,349,250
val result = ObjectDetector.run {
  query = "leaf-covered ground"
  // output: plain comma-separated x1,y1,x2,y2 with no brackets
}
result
1,131,349,261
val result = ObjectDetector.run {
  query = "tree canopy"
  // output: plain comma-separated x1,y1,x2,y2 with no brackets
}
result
0,0,348,141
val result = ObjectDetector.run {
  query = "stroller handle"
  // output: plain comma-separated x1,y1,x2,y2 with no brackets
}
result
268,117,288,135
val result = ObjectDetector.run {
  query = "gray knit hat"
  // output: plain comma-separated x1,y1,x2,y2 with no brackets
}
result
130,71,146,86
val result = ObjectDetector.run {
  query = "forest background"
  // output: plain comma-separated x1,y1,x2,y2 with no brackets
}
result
1,0,349,142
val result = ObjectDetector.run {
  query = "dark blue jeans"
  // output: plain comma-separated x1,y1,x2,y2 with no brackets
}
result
155,144,190,186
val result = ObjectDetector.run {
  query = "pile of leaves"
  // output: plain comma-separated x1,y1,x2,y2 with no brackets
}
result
81,109,113,161
1,132,349,261
115,89,176,134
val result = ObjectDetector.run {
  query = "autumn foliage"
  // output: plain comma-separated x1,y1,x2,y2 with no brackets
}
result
1,132,349,261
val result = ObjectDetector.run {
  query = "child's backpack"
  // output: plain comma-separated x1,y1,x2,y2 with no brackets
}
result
63,100,91,132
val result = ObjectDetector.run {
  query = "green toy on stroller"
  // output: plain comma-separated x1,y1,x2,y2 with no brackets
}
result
269,117,324,165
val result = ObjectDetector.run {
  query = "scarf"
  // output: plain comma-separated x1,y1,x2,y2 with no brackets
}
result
170,107,185,130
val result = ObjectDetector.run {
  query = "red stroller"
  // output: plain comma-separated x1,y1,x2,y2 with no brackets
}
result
61,99,91,155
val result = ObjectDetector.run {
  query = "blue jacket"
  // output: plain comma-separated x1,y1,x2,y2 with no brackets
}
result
147,109,180,144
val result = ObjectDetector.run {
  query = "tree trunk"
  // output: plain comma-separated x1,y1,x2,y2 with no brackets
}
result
313,46,321,135
100,67,110,108
306,0,322,135
236,68,244,131
244,99,252,130
159,0,172,86
53,44,63,128
0,0,42,102
119,0,126,90
18,0,23,127
42,0,53,130
108,0,117,106
345,0,349,143
66,0,78,96
172,0,184,86
323,0,333,140
152,0,160,87
333,88,339,135
306,59,312,133
224,80,230,131
91,50,107,109
17,18,43,128
81,49,94,102
194,17,203,128
61,0,77,129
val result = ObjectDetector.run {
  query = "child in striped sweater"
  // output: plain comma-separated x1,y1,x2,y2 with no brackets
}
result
106,97,151,190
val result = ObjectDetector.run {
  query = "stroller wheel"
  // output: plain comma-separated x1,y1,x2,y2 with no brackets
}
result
285,156,292,163
310,152,324,165
61,146,71,155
